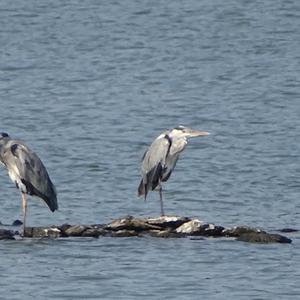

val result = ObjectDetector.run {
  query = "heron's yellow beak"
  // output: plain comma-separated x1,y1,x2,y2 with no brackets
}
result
189,130,210,137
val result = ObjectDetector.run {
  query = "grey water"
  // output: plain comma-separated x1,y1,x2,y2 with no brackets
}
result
0,0,300,299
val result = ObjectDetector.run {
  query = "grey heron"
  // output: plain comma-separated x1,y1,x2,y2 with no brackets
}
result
138,126,209,216
0,133,58,235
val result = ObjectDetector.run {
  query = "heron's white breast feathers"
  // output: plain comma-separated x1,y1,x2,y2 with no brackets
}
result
169,137,187,156
7,167,27,193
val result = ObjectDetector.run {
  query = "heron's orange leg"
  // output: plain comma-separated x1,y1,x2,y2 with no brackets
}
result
21,192,27,237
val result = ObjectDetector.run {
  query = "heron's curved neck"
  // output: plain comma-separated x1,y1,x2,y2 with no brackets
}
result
168,132,187,143
164,134,172,144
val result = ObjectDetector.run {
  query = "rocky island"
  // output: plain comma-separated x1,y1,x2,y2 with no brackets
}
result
0,215,294,243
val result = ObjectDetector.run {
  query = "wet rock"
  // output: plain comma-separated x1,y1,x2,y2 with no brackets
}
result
43,227,61,238
223,226,263,238
58,224,72,237
1,215,291,243
12,220,23,226
176,220,224,237
223,226,292,243
24,226,62,238
146,216,191,230
110,229,139,237
176,219,203,234
198,224,225,237
237,232,292,244
148,229,183,238
106,216,161,232
64,225,87,237
0,229,15,240
81,227,107,237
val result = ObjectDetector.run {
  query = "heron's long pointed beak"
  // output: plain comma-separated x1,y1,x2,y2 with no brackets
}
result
189,130,210,137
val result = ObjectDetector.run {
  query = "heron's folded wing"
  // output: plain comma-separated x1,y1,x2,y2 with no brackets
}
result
141,135,171,191
141,135,170,174
7,142,58,211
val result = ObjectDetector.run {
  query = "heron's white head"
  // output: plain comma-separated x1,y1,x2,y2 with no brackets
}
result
0,133,10,159
0,132,9,144
169,126,210,139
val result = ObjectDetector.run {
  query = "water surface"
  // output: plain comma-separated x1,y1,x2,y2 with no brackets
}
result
0,0,300,299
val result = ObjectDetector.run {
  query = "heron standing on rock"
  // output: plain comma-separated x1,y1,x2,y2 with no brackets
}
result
0,133,58,235
138,126,209,216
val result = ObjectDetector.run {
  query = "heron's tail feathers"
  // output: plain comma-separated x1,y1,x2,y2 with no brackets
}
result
22,178,58,212
42,191,58,212
138,164,164,200
138,179,148,201
43,180,58,212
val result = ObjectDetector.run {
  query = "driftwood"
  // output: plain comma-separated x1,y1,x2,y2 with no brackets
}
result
0,215,295,243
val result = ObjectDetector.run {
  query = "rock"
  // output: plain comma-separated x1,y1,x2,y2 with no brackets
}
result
223,226,263,237
81,227,107,237
0,229,15,240
237,232,292,244
198,224,225,237
64,225,87,237
176,219,203,234
12,220,23,226
106,216,161,232
146,216,191,230
0,215,291,243
176,220,224,237
110,229,139,237
43,227,61,238
148,229,183,238
24,226,62,238
58,224,72,237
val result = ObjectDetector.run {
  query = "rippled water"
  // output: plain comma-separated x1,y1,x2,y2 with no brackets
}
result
0,0,300,299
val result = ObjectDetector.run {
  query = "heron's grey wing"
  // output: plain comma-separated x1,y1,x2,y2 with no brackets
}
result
5,142,58,211
162,138,187,182
141,135,170,173
138,135,171,197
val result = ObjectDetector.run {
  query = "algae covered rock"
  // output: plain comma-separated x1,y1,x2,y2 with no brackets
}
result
237,232,292,244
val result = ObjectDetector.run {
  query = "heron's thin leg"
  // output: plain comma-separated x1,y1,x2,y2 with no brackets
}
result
158,181,165,216
21,192,27,237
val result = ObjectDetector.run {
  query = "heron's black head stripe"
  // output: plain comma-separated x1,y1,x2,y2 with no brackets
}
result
164,134,172,159
11,144,19,156
164,134,172,144
0,132,9,139
173,126,186,130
